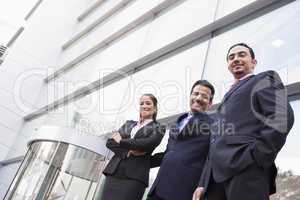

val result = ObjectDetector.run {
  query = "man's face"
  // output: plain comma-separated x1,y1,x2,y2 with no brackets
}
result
227,45,257,79
190,85,212,113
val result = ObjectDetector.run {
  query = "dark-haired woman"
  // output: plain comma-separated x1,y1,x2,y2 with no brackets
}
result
101,94,166,200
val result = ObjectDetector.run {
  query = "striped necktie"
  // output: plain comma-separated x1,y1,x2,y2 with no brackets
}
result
178,114,193,132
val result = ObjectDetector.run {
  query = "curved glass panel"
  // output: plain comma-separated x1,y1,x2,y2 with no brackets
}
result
4,141,107,200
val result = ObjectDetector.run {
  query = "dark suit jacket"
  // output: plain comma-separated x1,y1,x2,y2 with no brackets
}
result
148,112,213,200
103,120,165,186
199,70,294,195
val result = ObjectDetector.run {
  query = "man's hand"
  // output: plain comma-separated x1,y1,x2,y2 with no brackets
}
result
192,187,204,200
111,132,122,143
127,150,146,157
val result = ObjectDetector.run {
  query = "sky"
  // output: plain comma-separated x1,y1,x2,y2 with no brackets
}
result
0,0,37,45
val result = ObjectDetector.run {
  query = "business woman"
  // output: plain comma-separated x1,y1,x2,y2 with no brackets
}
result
101,94,165,200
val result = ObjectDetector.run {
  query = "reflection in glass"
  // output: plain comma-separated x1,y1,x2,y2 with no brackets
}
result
142,0,218,55
276,100,300,175
4,141,107,200
216,0,256,19
203,1,300,102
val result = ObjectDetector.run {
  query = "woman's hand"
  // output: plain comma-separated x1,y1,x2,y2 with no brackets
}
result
111,132,122,143
127,150,146,157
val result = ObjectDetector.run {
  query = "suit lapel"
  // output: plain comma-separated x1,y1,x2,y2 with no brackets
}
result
122,121,137,138
180,115,196,134
177,113,189,134
169,113,188,139
178,112,210,138
133,121,155,138
221,75,254,106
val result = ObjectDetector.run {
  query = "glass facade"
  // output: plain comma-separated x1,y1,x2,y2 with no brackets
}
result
67,39,210,134
4,141,106,200
141,0,218,55
203,0,300,102
216,0,256,19
276,100,300,175
1,0,300,199
60,0,166,69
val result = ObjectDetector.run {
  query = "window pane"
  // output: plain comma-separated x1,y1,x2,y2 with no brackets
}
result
73,40,210,134
61,0,166,67
216,0,256,19
76,0,124,33
276,100,300,175
141,0,218,55
203,1,300,103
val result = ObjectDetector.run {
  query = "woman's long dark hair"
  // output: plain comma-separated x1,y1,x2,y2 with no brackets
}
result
140,93,158,122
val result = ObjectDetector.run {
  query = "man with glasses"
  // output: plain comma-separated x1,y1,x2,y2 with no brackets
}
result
147,80,215,200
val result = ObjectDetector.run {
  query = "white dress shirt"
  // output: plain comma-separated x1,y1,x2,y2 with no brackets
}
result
230,73,254,89
130,119,153,138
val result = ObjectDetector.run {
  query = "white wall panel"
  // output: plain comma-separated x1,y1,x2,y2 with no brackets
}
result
0,0,37,26
48,23,151,102
0,0,89,114
76,0,124,33
0,144,10,161
0,88,26,117
0,182,8,200
8,103,76,155
141,0,217,55
59,0,165,68
42,104,76,128
87,22,152,79
73,76,135,135
0,0,37,44
15,0,87,71
17,116,47,140
5,134,28,160
0,26,16,45
0,162,21,199
0,106,23,133
0,127,18,155
0,55,47,112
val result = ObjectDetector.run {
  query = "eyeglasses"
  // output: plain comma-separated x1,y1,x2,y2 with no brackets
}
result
191,92,211,101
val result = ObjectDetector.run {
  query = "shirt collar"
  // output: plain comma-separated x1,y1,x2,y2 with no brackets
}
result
187,112,194,118
237,73,254,81
138,118,153,126
189,111,207,117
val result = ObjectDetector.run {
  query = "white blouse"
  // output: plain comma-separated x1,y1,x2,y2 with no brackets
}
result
130,119,153,138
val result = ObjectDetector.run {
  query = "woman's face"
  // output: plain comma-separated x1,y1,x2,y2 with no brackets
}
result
139,95,156,120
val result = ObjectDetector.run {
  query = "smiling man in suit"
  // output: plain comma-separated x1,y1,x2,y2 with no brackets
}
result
147,80,215,200
193,43,295,200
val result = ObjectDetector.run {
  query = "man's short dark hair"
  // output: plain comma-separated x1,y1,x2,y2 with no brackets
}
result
227,43,255,60
190,80,215,102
